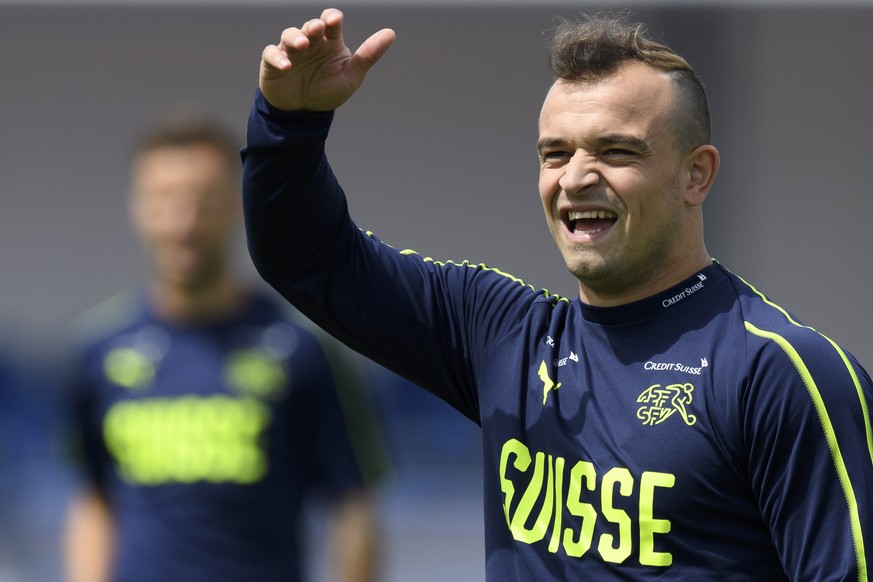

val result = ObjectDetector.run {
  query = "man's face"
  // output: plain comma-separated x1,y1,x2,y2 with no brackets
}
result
130,144,239,292
538,62,701,305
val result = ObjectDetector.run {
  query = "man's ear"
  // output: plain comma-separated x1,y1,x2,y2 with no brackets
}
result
685,144,719,207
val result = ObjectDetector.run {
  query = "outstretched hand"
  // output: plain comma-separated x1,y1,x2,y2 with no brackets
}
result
260,8,396,112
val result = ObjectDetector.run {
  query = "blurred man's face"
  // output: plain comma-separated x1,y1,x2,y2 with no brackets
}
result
130,144,239,292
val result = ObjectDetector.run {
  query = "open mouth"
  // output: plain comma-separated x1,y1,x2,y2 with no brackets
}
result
564,210,618,236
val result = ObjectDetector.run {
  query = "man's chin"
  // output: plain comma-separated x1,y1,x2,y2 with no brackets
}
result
160,271,216,293
564,255,610,282
151,256,223,292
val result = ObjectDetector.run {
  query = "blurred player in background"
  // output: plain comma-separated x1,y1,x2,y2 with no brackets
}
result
64,114,390,582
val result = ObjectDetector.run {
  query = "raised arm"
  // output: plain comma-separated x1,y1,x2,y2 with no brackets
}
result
243,9,519,423
259,8,396,112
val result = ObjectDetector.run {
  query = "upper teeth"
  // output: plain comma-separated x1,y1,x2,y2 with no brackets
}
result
568,210,616,220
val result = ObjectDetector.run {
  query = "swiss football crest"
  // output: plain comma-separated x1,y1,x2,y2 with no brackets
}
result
636,383,697,426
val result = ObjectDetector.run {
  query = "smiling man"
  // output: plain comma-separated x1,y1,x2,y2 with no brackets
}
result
242,9,873,580
537,56,716,306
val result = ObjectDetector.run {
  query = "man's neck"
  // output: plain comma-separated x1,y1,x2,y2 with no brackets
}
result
148,277,246,324
578,254,712,308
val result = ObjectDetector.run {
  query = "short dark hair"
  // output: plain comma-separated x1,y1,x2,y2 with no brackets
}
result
548,14,711,153
132,114,241,176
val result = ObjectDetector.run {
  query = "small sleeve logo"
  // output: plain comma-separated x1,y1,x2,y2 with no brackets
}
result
224,348,287,399
538,360,562,405
103,347,155,391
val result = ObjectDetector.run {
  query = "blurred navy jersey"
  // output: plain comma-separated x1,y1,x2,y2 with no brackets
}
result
69,291,389,582
242,92,873,581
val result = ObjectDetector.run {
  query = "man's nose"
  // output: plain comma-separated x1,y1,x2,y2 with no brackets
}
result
558,151,600,194
164,205,201,237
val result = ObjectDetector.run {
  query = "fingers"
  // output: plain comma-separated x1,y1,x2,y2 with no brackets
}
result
321,8,344,40
262,17,327,74
261,44,291,72
279,8,340,52
351,28,397,74
278,21,319,53
317,7,394,71
258,8,393,111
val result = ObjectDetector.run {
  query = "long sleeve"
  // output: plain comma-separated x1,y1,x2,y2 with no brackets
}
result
242,91,535,422
741,321,873,580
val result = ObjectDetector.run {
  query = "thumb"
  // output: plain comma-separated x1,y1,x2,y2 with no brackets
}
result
349,28,396,78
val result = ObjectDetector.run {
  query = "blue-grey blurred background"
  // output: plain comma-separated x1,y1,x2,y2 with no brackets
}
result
1,1,872,580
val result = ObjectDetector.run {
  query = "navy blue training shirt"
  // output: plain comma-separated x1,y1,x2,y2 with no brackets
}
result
70,291,389,582
242,92,873,581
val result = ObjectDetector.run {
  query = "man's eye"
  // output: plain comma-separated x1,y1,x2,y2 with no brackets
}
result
602,149,637,158
541,151,570,162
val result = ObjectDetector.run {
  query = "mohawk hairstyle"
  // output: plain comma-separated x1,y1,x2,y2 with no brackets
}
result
547,13,712,151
